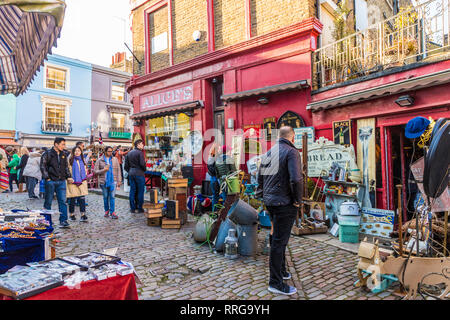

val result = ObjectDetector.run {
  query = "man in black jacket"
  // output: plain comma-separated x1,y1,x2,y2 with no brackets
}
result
256,126,303,296
124,139,146,213
40,137,71,228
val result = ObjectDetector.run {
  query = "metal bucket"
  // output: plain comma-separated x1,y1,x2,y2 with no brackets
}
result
237,223,258,256
214,218,236,252
228,199,258,225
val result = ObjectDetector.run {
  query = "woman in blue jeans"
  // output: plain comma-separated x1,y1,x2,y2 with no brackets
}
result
94,146,122,219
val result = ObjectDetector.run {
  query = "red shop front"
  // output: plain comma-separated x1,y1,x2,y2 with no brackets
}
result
308,60,450,219
127,18,322,187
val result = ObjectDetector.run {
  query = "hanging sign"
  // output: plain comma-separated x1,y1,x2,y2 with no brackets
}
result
333,120,352,145
243,124,262,139
360,207,395,238
306,137,358,177
277,111,305,129
140,84,193,112
263,117,277,141
294,127,315,149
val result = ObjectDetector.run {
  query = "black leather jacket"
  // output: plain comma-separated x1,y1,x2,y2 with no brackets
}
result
124,148,146,176
40,148,71,181
256,138,303,207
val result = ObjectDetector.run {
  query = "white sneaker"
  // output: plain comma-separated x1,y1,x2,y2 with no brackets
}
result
282,272,292,280
268,285,297,296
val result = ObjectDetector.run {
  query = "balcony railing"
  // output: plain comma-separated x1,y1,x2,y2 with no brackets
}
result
41,121,72,134
313,0,450,90
109,127,132,139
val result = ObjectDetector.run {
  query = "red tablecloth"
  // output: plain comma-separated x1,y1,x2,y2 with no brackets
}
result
1,273,138,300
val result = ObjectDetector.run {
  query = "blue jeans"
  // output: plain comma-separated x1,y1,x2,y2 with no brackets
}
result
44,180,68,224
100,184,116,213
129,175,145,211
26,177,38,198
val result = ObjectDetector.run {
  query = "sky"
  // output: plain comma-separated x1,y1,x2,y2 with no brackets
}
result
53,0,133,67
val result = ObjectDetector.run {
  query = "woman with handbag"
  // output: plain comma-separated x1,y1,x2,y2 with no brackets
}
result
16,147,29,193
67,146,89,222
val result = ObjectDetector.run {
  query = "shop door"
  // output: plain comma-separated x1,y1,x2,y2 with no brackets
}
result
214,111,225,143
386,126,424,221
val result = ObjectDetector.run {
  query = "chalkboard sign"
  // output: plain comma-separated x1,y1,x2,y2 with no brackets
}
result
277,111,305,129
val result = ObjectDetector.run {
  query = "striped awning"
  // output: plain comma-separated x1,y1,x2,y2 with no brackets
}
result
0,0,66,96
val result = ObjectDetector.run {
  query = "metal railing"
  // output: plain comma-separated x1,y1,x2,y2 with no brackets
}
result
313,0,450,90
109,127,131,133
41,121,72,134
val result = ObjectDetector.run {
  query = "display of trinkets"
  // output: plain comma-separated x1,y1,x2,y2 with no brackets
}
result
0,268,64,299
60,252,121,270
27,259,81,276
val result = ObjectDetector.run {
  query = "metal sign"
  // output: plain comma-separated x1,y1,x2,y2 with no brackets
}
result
263,117,276,141
360,207,395,238
277,111,305,129
333,120,352,145
306,137,358,177
294,127,315,149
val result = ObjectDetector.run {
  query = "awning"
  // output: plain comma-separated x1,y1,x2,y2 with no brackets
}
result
307,68,450,112
221,80,310,103
0,0,66,96
0,138,18,145
130,100,204,120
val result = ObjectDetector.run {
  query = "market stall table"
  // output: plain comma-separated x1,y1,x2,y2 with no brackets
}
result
0,273,138,300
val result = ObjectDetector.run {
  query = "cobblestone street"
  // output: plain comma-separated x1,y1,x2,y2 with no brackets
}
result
0,192,402,300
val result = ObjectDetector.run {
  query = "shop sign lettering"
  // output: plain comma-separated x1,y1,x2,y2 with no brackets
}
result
140,85,193,111
306,137,358,177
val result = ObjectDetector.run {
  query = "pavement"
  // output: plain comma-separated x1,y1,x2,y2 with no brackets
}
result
0,191,404,300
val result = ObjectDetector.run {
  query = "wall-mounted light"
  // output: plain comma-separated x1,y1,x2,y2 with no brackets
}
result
395,95,415,107
227,118,234,130
132,119,142,127
257,97,269,105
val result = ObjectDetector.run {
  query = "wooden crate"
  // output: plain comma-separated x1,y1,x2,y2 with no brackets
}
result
147,217,162,227
143,202,164,210
161,218,181,229
291,225,328,236
174,193,187,212
145,208,163,218
168,187,187,200
168,178,188,189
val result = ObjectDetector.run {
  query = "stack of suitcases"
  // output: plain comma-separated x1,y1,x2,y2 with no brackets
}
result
162,177,188,229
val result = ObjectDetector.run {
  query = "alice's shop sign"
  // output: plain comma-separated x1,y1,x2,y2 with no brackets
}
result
140,84,193,111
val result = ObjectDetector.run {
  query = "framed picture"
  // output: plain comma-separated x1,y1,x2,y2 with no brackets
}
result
263,117,277,141
332,120,352,145
243,124,262,139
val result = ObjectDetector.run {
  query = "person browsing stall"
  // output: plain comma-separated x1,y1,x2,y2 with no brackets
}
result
256,126,303,296
124,140,146,213
67,146,89,222
95,146,122,219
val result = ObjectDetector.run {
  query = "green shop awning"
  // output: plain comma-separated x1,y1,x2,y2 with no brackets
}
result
0,0,66,96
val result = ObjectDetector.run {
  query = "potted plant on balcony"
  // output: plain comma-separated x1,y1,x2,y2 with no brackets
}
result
383,6,419,68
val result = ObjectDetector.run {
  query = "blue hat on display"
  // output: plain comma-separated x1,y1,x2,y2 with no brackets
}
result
405,116,430,139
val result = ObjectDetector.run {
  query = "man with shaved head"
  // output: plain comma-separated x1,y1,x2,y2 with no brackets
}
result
256,126,303,296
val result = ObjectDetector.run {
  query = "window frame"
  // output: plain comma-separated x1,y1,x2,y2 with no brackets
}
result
40,95,72,127
43,63,70,93
111,81,126,102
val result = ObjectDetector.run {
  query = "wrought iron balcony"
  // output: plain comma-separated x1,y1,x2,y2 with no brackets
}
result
41,121,72,134
109,127,132,139
312,0,450,90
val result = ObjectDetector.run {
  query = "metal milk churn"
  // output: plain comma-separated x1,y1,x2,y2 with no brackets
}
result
224,229,238,259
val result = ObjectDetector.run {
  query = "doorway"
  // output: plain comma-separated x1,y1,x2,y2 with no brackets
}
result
387,125,424,220
211,76,225,145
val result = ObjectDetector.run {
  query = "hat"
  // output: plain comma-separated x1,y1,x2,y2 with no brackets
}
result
405,116,430,139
